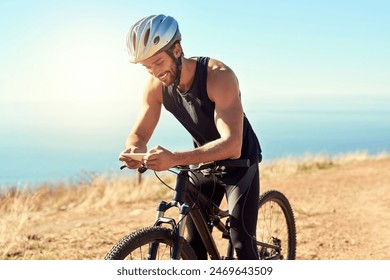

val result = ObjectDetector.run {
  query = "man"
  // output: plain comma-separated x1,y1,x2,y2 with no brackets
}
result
119,14,262,259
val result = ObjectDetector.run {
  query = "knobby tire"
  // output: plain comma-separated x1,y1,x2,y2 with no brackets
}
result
104,226,197,260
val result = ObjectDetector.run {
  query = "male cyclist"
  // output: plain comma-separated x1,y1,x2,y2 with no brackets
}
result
119,14,262,260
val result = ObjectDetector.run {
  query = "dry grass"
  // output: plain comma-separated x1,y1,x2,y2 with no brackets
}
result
0,151,389,259
261,150,389,178
0,171,174,259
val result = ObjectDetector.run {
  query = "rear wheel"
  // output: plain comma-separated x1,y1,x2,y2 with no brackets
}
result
104,226,197,260
256,190,296,260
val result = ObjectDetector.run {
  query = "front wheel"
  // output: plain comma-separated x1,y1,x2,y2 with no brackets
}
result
104,226,197,260
257,190,297,260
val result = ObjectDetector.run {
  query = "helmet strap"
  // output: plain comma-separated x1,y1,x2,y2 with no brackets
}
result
166,47,182,92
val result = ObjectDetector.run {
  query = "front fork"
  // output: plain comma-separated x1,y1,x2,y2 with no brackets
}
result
148,200,190,260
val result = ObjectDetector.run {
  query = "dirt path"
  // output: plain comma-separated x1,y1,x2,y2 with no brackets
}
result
275,158,390,259
8,157,390,260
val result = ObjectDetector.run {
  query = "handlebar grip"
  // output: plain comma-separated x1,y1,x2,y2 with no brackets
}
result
120,165,148,173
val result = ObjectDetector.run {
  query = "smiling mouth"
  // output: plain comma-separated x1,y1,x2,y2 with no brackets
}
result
158,72,168,80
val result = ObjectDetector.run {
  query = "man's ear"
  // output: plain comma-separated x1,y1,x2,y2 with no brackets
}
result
173,42,182,58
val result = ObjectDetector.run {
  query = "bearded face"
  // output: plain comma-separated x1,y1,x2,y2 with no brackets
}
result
141,51,179,86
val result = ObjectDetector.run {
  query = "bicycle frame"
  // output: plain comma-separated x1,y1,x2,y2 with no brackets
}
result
151,169,233,260
107,159,295,260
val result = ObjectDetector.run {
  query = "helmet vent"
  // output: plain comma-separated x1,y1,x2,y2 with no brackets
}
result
143,28,150,46
132,32,136,51
153,36,160,45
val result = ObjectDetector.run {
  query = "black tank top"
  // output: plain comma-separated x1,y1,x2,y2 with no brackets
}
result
162,57,262,162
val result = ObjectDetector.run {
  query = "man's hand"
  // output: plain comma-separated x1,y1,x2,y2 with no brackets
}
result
143,146,176,171
118,147,146,169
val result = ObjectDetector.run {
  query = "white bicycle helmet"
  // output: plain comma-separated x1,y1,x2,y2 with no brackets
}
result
126,14,181,63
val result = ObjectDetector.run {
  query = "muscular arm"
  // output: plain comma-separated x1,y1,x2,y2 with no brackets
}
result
145,59,244,170
176,60,243,159
119,77,163,168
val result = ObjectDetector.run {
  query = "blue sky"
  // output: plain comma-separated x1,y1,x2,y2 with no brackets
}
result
1,1,389,184
1,0,389,128
1,1,389,105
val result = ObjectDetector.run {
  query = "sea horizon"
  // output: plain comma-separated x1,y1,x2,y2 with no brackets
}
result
1,95,389,189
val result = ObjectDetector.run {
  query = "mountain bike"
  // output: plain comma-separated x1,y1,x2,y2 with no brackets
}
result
104,159,296,260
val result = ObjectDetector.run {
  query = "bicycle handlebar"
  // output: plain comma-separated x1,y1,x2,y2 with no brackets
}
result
120,158,252,174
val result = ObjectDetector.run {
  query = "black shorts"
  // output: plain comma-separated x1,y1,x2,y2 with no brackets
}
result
186,163,260,259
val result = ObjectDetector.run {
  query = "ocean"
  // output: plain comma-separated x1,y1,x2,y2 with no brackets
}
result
1,95,389,188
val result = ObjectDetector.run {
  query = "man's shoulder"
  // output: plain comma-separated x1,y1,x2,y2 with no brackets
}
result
144,76,163,102
146,75,163,90
205,57,239,102
188,56,229,72
205,58,235,83
206,58,233,74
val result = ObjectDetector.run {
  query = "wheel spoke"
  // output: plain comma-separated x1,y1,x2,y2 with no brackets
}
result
256,190,296,260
